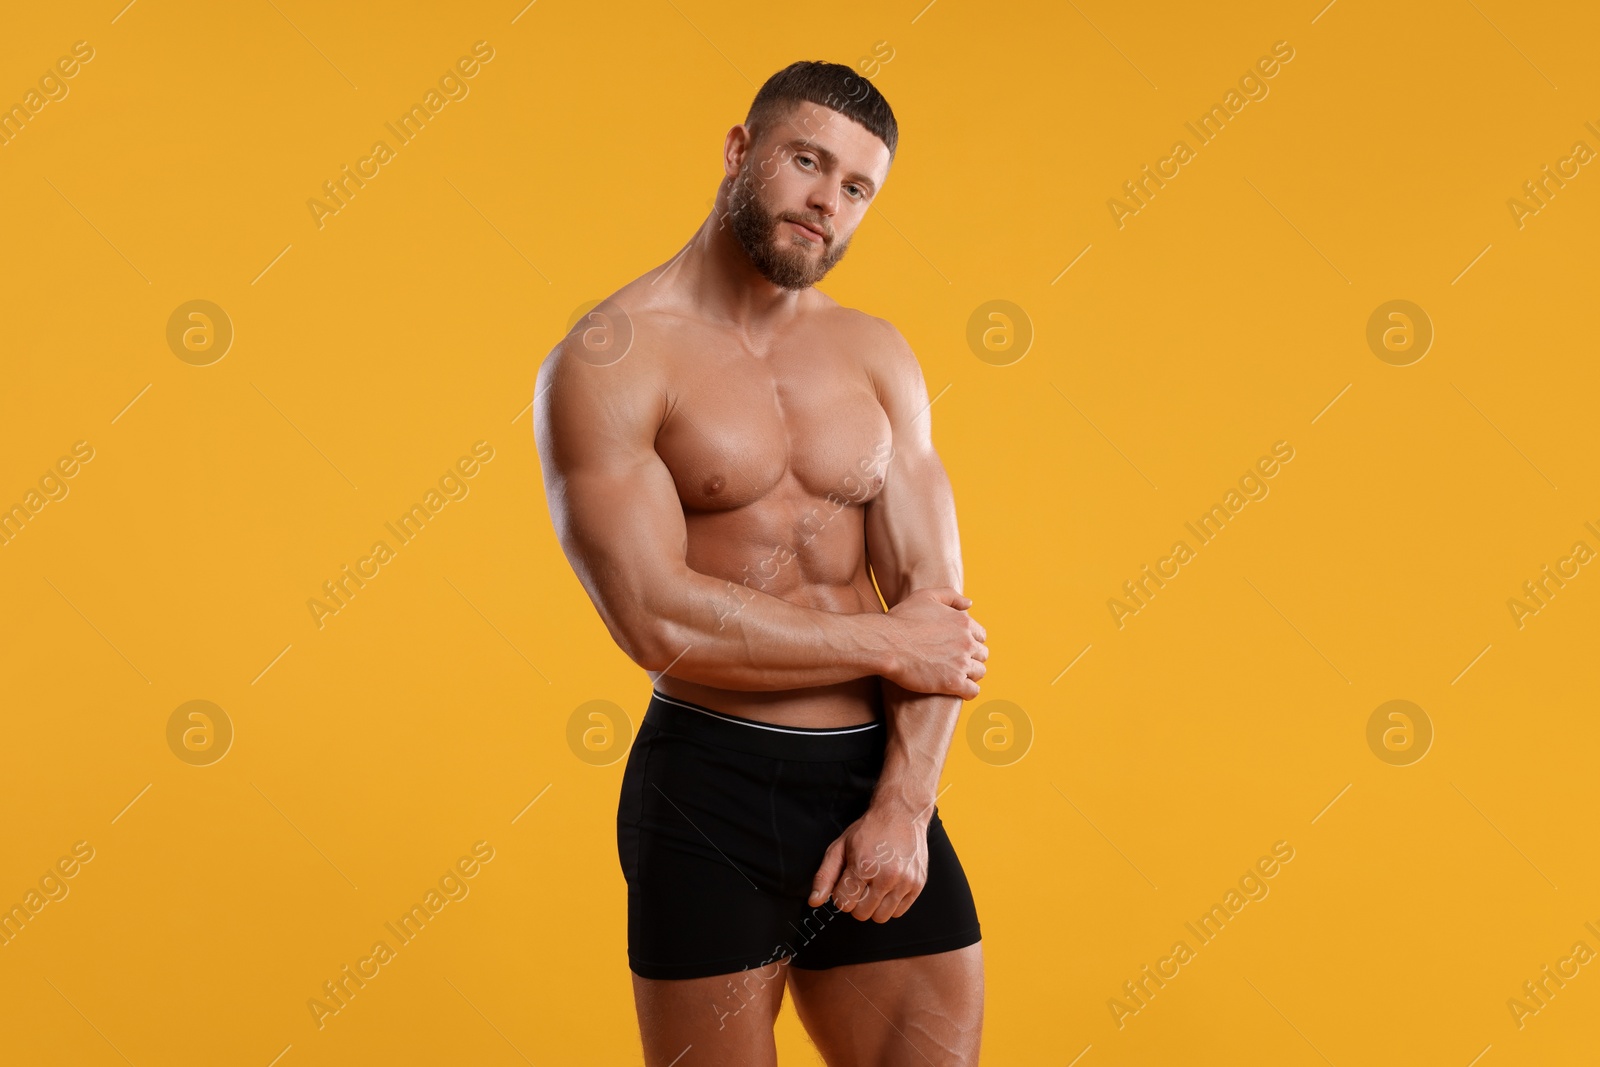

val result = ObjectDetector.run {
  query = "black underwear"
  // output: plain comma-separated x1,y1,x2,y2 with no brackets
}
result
617,689,981,980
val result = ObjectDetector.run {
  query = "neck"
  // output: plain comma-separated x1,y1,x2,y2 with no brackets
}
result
654,180,808,332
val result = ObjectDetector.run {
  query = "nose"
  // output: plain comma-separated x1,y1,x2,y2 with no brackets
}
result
806,184,837,231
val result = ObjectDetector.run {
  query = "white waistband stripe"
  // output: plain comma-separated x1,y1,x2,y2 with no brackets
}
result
651,691,882,736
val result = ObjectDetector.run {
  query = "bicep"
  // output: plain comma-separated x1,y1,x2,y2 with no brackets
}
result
862,320,963,606
534,340,686,660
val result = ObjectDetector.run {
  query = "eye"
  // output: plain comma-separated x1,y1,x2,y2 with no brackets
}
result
796,155,816,169
845,184,865,200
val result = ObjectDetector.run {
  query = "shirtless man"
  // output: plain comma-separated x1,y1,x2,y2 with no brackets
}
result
533,61,989,1066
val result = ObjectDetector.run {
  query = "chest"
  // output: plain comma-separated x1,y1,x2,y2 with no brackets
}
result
654,347,892,512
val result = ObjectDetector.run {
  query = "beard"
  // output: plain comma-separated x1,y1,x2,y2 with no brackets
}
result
725,163,852,290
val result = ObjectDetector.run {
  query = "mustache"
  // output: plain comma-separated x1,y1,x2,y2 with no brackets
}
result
779,213,832,241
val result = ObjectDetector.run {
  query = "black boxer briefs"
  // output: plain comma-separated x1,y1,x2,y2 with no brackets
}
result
617,688,982,981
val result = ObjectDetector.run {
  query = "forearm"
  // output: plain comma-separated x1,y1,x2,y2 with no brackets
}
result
871,678,960,825
869,554,963,822
638,566,899,691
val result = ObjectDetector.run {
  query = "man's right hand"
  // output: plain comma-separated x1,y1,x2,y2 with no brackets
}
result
881,587,988,699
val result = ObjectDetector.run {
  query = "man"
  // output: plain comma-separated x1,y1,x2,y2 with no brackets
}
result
534,60,989,1066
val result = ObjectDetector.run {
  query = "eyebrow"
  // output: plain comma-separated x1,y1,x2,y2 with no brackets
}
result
789,139,877,194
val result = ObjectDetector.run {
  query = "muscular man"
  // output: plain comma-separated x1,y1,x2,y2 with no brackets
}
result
534,61,989,1066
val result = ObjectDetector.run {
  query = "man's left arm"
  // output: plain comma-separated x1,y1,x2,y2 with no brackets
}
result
807,319,988,922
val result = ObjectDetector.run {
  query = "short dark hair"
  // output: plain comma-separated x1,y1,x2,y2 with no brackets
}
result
744,61,898,163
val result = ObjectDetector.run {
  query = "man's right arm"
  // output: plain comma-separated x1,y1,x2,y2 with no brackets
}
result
532,321,979,696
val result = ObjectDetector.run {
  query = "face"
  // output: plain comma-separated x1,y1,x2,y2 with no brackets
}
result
723,102,890,290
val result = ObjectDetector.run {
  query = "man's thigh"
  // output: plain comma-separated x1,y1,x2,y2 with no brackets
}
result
785,942,985,1067
631,965,788,1067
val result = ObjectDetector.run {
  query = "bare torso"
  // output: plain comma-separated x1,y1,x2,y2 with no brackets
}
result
606,265,893,728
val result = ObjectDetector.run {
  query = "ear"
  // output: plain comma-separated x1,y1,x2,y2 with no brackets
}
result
723,124,753,180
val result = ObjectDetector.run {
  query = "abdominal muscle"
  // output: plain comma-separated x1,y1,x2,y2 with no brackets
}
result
652,518,888,729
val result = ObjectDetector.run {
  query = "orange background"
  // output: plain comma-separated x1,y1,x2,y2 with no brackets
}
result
2,0,1597,1063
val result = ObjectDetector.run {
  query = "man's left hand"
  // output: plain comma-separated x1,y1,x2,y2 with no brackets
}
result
808,803,930,922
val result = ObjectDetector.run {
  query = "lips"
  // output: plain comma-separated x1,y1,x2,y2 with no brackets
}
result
786,218,827,242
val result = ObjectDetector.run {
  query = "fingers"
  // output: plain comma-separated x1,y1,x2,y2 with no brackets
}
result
837,866,889,921
841,872,922,922
946,676,979,699
866,885,911,923
927,587,973,611
834,866,874,916
927,664,980,699
890,887,920,919
828,841,928,922
808,840,845,907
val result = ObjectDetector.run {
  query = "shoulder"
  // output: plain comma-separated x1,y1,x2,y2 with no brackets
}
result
804,302,931,428
804,293,918,370
534,287,673,450
536,281,674,391
828,307,921,402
